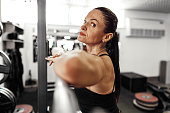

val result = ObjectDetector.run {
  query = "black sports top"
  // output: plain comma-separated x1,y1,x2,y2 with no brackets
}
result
74,88,119,113
74,53,119,113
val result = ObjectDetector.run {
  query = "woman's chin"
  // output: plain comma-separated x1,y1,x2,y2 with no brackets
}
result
77,36,86,42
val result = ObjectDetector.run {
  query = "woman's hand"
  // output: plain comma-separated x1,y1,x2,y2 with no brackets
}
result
45,54,60,66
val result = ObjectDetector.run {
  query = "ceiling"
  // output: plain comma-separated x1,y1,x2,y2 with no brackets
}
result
118,0,170,13
7,0,170,13
64,0,170,13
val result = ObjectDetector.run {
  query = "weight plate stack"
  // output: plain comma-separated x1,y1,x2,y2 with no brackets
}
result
133,92,158,111
0,87,16,112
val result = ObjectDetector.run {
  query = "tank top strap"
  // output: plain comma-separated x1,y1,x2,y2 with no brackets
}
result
99,54,109,57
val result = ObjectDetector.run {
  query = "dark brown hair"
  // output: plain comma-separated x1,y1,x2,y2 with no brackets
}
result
95,7,120,102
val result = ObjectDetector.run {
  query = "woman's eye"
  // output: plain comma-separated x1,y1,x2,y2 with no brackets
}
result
91,23,96,27
83,20,86,24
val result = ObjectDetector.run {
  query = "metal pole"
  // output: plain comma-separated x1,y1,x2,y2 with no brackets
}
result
37,0,47,113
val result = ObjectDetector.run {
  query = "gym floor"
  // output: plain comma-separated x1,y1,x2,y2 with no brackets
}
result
17,86,164,113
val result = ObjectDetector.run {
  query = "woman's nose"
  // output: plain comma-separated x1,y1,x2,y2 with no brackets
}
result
81,24,87,31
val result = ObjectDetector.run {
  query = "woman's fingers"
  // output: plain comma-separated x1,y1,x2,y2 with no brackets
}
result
45,57,54,61
45,54,61,66
53,54,60,58
49,61,53,66
45,57,55,66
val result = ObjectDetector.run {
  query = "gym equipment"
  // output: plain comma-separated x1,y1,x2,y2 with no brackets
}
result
0,50,11,84
0,50,16,113
133,92,158,111
159,61,170,84
120,72,147,92
147,77,170,111
0,87,16,112
13,104,34,113
51,77,80,113
0,22,3,36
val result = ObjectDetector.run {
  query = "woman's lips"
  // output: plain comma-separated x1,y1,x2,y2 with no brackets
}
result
79,32,86,36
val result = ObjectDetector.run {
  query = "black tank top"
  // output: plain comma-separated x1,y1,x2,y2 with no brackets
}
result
74,54,119,113
74,88,119,113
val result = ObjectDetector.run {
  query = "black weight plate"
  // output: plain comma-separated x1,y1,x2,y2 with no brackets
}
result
0,91,13,110
1,87,16,105
0,50,11,84
0,88,12,102
0,89,16,112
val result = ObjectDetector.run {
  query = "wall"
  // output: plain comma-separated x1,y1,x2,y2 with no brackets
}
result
119,10,169,77
166,14,170,59
0,0,1,21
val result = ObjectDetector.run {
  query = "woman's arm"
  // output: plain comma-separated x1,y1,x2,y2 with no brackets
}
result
46,50,105,87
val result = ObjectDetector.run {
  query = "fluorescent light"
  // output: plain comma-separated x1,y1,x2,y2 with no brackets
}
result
69,29,79,33
64,36,71,39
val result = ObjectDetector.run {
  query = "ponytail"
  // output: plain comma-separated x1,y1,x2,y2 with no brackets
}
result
106,32,120,102
95,7,120,102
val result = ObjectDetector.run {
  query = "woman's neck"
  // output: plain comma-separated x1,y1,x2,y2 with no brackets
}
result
86,45,106,56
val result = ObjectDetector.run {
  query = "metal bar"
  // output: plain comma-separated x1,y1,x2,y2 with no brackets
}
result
37,0,47,113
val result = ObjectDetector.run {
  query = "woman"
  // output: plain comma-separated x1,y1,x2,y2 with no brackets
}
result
46,7,120,113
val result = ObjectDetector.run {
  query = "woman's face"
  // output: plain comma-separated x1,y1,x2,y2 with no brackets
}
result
77,9,106,44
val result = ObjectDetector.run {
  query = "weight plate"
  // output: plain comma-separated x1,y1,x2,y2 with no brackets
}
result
0,93,13,111
0,88,16,112
14,104,33,113
133,99,156,111
2,87,16,105
0,88,12,102
0,50,11,84
0,90,14,110
136,99,158,107
135,92,158,104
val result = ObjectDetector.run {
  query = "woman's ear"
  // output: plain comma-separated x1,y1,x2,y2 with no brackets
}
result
102,33,114,43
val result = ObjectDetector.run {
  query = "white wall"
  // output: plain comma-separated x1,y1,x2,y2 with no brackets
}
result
0,0,1,21
166,14,170,59
119,10,169,77
22,24,36,84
